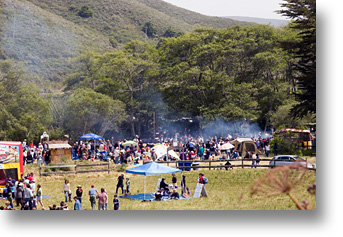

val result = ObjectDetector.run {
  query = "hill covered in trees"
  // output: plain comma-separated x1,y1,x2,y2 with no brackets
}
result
0,0,316,143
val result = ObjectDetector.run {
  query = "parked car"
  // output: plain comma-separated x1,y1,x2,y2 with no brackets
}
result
269,155,316,169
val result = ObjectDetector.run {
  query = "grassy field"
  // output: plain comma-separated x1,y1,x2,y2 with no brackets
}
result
1,156,316,210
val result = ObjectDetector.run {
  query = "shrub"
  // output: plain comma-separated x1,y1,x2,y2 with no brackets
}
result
116,163,127,172
69,5,77,12
270,135,300,155
162,27,183,38
142,22,157,38
44,163,71,172
78,6,93,18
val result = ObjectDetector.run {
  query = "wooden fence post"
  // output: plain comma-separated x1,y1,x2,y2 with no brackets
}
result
242,158,244,168
108,161,110,174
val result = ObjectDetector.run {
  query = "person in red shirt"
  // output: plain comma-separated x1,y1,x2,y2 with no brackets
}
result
28,173,34,182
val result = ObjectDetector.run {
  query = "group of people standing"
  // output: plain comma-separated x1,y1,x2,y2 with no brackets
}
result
22,139,51,166
60,180,120,211
1,173,44,210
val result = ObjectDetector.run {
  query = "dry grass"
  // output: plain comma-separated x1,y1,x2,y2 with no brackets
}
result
1,156,316,210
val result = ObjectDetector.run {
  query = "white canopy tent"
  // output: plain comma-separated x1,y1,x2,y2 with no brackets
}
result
152,144,179,160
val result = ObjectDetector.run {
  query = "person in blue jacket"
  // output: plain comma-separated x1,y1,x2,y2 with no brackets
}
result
73,196,81,210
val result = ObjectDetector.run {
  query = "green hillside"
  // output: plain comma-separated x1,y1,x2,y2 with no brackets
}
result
0,0,249,85
26,0,250,44
0,0,113,87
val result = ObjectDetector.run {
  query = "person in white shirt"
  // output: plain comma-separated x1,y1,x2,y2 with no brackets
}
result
114,147,120,164
29,181,36,196
265,144,270,157
63,180,71,202
251,153,257,168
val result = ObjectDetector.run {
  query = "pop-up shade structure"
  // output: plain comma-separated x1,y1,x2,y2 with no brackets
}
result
78,133,104,153
219,142,234,150
126,162,182,200
121,140,137,147
152,144,179,160
78,133,104,140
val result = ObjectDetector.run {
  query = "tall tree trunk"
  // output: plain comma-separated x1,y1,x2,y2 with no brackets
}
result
130,91,136,137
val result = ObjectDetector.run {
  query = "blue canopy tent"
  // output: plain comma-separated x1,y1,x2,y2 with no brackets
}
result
78,133,104,140
77,133,104,160
126,162,182,200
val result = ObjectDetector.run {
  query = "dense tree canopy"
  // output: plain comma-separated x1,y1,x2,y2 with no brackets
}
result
1,19,316,141
278,0,316,118
63,88,126,137
157,25,294,130
0,60,52,142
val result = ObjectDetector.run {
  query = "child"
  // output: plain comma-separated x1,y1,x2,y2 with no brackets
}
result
5,201,13,210
125,178,131,194
7,192,13,208
113,195,119,210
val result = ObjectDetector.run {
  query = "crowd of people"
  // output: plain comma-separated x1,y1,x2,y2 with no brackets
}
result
0,171,122,211
1,132,273,210
0,170,211,210
0,172,42,210
19,132,275,167
68,134,273,163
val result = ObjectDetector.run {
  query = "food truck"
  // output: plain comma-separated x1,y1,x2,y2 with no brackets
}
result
0,141,24,187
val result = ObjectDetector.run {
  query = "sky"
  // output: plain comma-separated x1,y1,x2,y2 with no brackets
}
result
162,0,287,20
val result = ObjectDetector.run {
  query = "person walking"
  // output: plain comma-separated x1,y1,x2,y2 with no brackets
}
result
89,185,98,210
96,188,108,210
36,184,45,210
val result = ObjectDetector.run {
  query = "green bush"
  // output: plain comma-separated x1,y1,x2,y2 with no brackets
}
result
269,135,300,155
44,163,71,172
162,27,183,38
116,163,128,172
142,22,157,38
78,6,93,18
